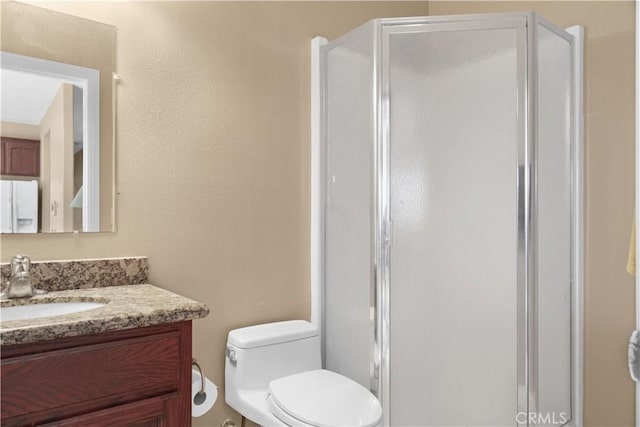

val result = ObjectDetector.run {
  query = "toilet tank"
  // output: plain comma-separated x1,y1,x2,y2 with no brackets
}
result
225,320,321,392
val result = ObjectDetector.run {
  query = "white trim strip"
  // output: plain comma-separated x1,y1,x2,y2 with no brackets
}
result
310,36,328,334
566,24,585,427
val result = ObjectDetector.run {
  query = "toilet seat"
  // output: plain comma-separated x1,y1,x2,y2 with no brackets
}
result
267,369,382,427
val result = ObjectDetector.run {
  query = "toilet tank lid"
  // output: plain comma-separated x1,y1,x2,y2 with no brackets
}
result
228,320,318,349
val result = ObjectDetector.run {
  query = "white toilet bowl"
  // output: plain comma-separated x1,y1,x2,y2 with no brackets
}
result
225,320,382,427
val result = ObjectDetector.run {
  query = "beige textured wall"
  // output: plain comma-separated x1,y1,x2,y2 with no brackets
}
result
0,2,427,426
427,2,636,426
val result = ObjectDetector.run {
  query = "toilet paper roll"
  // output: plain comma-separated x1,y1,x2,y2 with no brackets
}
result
191,368,218,417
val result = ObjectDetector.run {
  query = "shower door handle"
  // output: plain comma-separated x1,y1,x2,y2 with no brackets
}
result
383,220,395,248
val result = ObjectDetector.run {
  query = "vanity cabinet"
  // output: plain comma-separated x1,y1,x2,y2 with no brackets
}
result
0,321,192,427
1,137,40,177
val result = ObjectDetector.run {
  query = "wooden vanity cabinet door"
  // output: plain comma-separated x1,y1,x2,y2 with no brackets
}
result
1,321,192,427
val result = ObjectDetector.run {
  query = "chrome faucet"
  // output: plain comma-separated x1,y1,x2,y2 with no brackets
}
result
3,255,46,299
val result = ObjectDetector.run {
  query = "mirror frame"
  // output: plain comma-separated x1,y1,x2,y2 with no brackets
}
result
1,51,101,231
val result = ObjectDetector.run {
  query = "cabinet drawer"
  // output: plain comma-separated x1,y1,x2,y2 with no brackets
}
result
38,394,174,427
1,332,180,420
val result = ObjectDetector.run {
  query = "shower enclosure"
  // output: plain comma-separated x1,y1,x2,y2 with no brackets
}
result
318,13,583,426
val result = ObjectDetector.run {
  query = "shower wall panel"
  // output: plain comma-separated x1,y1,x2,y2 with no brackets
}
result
536,23,573,425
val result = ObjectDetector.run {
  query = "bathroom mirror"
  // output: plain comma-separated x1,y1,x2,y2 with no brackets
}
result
0,1,116,233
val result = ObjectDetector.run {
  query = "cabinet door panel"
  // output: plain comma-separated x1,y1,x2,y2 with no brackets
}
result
1,137,40,177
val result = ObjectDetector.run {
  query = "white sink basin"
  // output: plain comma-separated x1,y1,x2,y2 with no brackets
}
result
1,302,106,322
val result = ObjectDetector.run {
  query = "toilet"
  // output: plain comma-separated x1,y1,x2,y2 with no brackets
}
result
225,320,382,426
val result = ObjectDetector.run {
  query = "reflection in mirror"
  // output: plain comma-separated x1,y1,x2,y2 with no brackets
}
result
1,52,100,232
0,1,116,233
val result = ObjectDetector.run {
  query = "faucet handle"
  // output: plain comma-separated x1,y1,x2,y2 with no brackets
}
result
11,254,31,275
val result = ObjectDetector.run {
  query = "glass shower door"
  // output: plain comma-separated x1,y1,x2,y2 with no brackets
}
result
324,22,376,391
385,21,525,426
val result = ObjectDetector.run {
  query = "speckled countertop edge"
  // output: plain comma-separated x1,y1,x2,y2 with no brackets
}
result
0,284,210,346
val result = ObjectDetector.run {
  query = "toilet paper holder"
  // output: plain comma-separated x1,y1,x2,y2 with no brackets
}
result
192,358,207,405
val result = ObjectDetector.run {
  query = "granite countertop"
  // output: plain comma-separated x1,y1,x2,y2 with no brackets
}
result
0,284,210,346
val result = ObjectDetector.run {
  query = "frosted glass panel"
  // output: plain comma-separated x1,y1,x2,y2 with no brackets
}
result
388,27,520,426
324,22,374,389
536,24,572,424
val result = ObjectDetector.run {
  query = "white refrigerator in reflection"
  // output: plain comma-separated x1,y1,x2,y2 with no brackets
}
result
0,180,38,233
